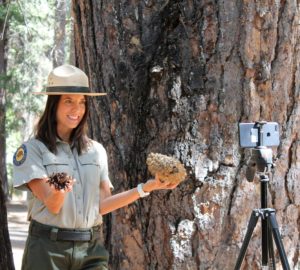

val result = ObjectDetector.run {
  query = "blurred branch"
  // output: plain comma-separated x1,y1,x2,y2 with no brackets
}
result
1,0,30,41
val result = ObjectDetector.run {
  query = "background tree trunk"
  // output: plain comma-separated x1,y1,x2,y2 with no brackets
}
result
0,0,8,200
0,0,15,268
53,0,66,67
72,1,300,269
0,185,14,270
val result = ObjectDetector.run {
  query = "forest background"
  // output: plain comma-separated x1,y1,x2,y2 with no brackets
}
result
0,1,300,270
1,0,72,198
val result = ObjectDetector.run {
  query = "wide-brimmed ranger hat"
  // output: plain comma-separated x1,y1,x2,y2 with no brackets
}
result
33,64,106,96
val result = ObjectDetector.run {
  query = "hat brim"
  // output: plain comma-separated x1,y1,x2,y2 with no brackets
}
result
32,91,107,96
33,86,107,96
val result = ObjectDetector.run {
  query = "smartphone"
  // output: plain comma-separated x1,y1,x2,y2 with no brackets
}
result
238,122,280,148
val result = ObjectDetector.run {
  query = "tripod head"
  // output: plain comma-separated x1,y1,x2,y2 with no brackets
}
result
245,146,274,182
238,121,279,182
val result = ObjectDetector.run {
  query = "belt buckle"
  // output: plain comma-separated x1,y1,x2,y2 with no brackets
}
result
50,228,59,241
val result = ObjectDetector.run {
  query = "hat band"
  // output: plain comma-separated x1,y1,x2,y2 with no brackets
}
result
46,86,90,93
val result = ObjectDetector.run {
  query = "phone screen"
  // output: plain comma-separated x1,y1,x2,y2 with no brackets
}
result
239,122,279,148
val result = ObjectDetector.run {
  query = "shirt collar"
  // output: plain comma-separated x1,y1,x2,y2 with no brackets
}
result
56,137,72,146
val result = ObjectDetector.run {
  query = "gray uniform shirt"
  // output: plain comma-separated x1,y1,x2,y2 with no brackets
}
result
13,138,113,229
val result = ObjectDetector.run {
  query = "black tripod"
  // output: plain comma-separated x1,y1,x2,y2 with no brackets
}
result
234,146,290,270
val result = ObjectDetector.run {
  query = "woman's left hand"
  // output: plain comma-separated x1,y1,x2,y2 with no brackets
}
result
142,174,179,193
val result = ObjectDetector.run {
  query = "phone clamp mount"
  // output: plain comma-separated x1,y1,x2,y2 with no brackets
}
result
235,121,290,270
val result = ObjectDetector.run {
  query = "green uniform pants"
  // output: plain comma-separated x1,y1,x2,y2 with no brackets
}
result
22,221,109,270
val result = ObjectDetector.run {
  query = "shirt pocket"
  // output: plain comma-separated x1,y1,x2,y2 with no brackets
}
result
42,153,71,176
78,155,100,185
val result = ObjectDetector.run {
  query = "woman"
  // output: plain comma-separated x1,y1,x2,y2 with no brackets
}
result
13,65,178,270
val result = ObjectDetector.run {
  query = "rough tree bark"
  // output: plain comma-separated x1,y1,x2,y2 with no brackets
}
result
0,0,15,269
72,1,300,269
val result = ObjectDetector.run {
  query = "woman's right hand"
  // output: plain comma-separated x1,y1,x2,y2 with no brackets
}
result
28,176,75,214
142,174,180,193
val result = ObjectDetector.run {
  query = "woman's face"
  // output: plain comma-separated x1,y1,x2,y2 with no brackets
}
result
56,94,86,138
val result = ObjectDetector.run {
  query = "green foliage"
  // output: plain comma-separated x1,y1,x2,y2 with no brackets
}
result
5,0,55,134
0,2,24,24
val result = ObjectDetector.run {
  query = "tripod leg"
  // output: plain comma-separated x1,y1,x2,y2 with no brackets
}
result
267,221,276,270
234,210,259,270
261,217,269,265
268,212,291,270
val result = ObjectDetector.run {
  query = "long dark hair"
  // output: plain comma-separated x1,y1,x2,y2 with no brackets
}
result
35,95,90,155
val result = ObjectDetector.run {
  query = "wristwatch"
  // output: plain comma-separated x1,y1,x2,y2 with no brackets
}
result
137,183,150,197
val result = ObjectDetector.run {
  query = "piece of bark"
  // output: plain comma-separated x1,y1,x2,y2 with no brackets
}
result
146,153,187,185
46,172,73,190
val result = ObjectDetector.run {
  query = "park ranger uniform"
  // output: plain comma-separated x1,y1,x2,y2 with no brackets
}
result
13,137,113,270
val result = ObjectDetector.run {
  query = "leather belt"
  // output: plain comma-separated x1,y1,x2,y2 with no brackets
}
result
29,220,101,242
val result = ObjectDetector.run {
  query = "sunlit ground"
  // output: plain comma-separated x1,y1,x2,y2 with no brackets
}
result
7,195,29,270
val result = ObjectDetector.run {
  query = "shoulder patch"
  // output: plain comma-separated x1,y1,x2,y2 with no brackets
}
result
13,144,27,166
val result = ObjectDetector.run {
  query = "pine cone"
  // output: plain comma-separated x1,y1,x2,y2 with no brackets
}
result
146,153,187,185
46,172,73,190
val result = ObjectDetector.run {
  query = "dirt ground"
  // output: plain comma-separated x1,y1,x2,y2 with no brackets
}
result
6,199,29,270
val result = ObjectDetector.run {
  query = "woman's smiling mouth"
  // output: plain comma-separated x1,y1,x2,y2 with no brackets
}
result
67,115,80,121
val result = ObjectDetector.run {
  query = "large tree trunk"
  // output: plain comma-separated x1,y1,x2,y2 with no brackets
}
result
0,0,15,268
72,1,300,269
